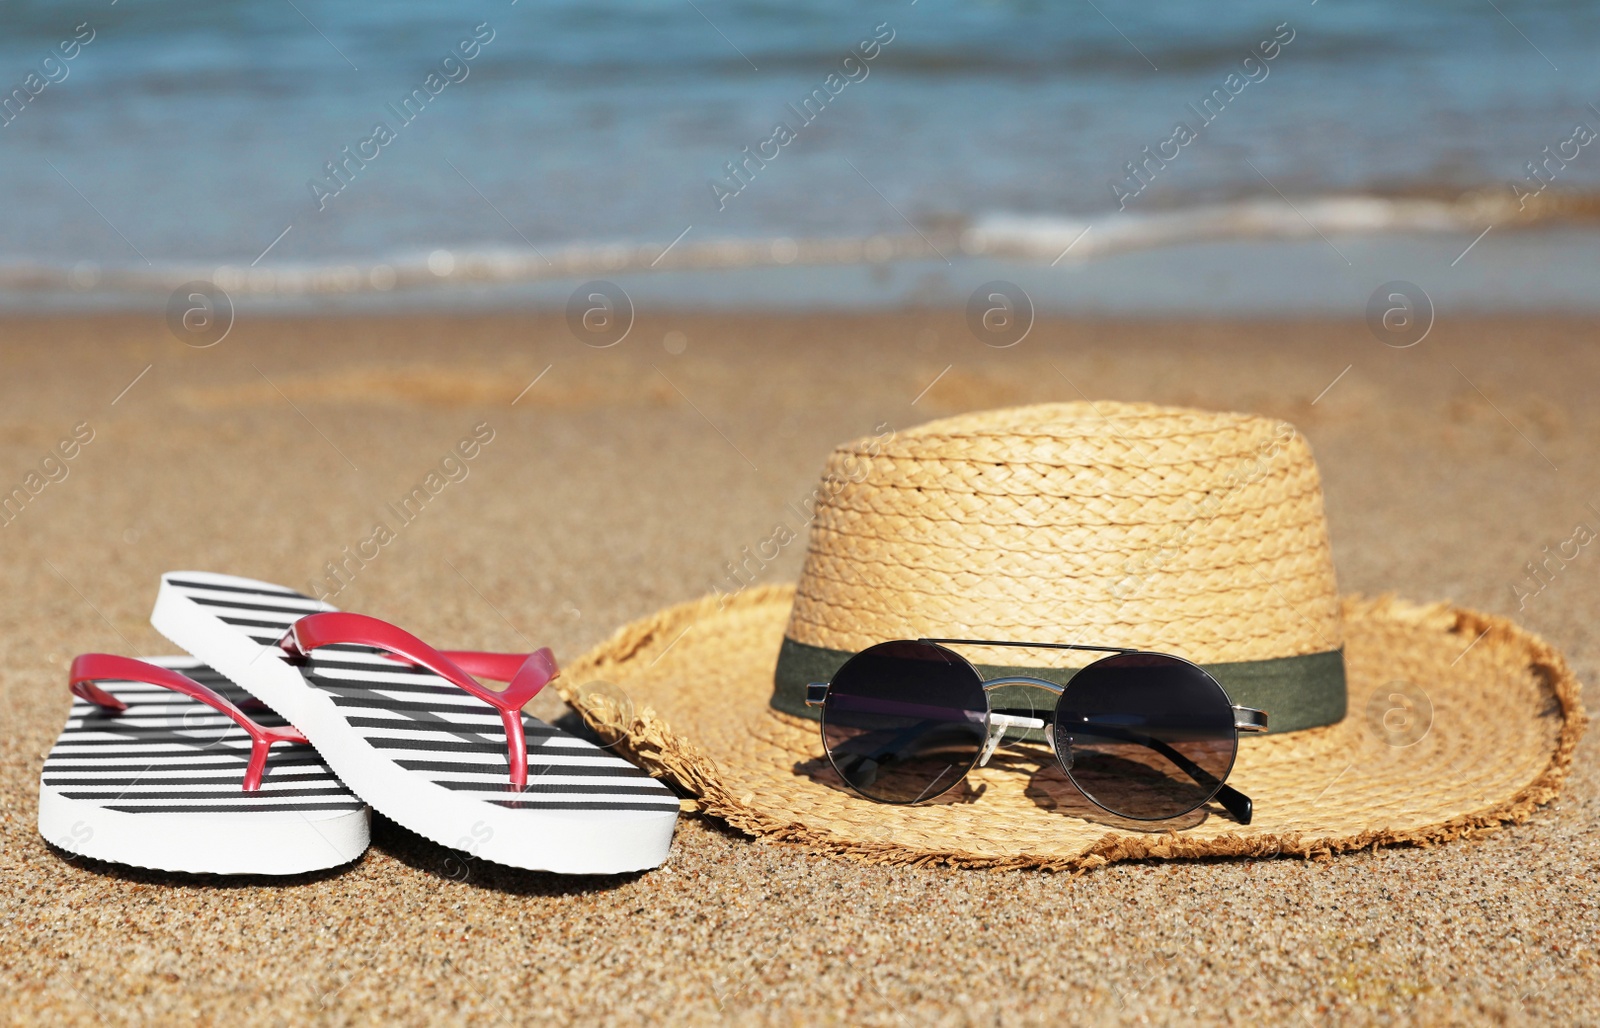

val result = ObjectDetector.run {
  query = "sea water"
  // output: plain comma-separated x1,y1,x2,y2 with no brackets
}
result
2,0,1597,313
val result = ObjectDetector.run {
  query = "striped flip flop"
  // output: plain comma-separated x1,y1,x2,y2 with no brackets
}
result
151,572,680,875
38,654,370,874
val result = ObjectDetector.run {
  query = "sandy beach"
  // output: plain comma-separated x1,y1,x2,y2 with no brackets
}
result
2,310,1595,1023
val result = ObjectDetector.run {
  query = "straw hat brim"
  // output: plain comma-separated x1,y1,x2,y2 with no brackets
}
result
560,585,1586,871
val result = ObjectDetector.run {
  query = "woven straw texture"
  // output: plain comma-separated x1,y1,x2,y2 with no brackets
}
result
561,586,1584,870
787,403,1340,666
559,402,1585,869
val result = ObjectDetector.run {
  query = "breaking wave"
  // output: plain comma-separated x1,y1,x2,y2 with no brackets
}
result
3,189,1598,299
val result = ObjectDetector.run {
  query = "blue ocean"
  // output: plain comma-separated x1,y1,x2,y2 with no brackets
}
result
3,0,1598,312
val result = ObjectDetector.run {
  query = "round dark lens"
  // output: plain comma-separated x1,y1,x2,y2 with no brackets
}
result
1053,653,1237,820
821,641,986,803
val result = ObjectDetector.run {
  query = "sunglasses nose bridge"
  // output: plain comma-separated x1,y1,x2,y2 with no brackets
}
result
981,675,1065,696
977,676,1058,769
982,676,1065,723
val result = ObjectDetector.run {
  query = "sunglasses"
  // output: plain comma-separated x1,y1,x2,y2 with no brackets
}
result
806,639,1267,824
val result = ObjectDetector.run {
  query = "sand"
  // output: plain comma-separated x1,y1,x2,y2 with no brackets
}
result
1,309,1595,1024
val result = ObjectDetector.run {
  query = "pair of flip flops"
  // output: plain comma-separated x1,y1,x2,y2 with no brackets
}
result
38,572,680,876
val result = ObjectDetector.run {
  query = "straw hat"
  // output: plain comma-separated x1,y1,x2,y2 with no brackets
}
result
561,403,1586,870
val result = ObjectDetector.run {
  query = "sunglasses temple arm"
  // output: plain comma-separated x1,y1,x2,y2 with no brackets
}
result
1070,723,1253,825
1142,731,1254,823
1212,784,1252,825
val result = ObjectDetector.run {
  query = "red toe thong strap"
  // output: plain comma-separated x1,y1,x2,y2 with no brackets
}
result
277,612,559,790
69,654,308,792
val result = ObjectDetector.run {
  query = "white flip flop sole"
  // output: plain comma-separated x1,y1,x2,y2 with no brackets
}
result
38,656,369,875
151,572,679,875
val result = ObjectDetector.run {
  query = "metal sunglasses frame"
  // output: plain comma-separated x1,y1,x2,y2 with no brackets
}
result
805,638,1268,825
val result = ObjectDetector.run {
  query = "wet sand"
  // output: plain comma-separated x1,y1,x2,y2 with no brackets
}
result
1,310,1595,1023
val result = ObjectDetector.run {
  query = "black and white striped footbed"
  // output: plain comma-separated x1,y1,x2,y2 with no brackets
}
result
150,571,680,875
38,655,370,875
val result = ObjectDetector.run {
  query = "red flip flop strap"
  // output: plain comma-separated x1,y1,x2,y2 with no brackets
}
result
439,650,532,685
69,654,307,792
438,649,560,709
280,613,558,789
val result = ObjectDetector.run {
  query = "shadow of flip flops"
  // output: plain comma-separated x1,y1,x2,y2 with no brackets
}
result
40,839,362,887
369,814,649,895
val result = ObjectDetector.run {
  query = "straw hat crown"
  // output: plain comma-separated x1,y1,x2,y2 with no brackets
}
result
776,402,1345,728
